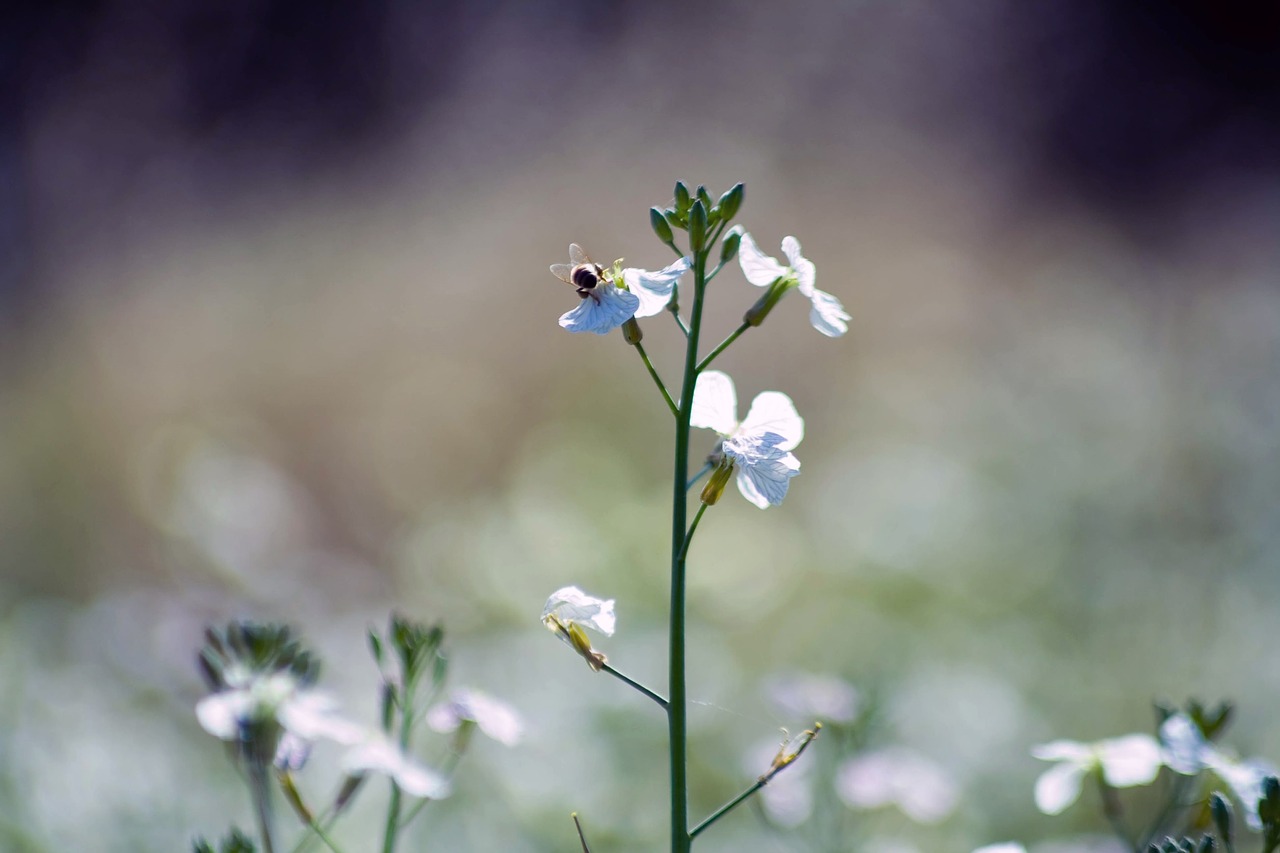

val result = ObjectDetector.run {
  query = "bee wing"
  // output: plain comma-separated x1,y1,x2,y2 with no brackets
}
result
568,243,591,265
549,263,575,284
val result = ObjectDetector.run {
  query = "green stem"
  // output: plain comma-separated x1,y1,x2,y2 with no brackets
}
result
249,757,277,853
1097,777,1137,853
381,675,416,853
669,245,709,853
602,662,669,709
635,341,678,418
678,503,709,565
689,780,765,840
696,321,751,374
689,725,820,840
669,305,691,337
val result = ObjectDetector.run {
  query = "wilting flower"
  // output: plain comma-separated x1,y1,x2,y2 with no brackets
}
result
732,228,849,337
426,688,523,747
1031,734,1162,815
691,370,803,508
552,244,691,335
542,586,616,671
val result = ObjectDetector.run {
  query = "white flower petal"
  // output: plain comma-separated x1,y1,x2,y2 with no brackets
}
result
624,257,691,319
274,732,311,771
196,691,252,740
1098,734,1162,787
542,586,616,636
735,229,788,287
690,370,739,436
1031,740,1094,763
342,739,451,799
807,288,850,338
1034,760,1087,815
1159,713,1207,775
558,285,640,335
972,844,1027,853
725,432,800,509
279,692,366,746
739,391,805,451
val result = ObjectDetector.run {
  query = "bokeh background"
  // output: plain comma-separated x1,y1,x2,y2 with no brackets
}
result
4,1,1280,850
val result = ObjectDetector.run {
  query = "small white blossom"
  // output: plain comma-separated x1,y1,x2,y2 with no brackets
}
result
541,585,616,670
691,370,803,508
343,738,451,799
732,228,850,337
836,747,959,824
623,256,692,318
1031,734,1162,815
426,688,523,747
972,845,1027,853
552,245,691,334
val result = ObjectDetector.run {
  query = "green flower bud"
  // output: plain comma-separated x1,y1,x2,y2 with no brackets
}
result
674,181,691,213
700,462,734,506
696,185,713,211
621,317,643,345
650,207,674,244
1210,792,1232,847
688,200,708,253
1196,836,1215,853
717,183,744,222
720,229,741,265
743,277,794,327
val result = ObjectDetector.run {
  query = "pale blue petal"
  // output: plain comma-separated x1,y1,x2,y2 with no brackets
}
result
808,288,850,338
735,229,788,287
558,285,640,335
624,256,691,319
725,432,800,509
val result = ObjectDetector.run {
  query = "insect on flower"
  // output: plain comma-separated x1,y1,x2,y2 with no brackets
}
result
550,243,608,304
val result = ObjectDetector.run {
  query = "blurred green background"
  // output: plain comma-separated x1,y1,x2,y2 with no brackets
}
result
3,1,1280,850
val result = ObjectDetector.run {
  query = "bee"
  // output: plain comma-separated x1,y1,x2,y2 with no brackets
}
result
550,243,608,304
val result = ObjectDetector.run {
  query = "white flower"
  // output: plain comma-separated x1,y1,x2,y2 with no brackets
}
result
197,672,448,797
691,370,803,508
972,844,1027,853
552,245,691,334
732,228,850,337
541,586,616,670
426,688,523,747
836,747,959,824
1031,734,1162,815
1205,752,1278,831
623,256,692,318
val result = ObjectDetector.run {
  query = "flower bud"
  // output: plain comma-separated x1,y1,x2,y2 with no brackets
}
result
743,277,792,327
674,181,691,213
621,318,643,345
700,461,734,506
696,185,713,212
720,229,741,265
1210,792,1232,846
650,207,674,244
717,183,744,222
688,200,708,253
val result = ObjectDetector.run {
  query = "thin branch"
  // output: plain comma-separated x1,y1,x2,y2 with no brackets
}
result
635,341,678,418
601,662,669,710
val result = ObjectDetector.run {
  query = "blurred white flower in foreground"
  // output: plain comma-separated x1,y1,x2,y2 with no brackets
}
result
765,672,859,725
1031,734,1161,815
623,256,692,318
541,586,616,671
972,844,1027,853
732,228,850,337
197,673,449,798
836,747,959,824
691,370,803,509
427,688,523,747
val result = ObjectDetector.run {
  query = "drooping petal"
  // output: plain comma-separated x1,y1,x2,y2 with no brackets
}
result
542,586,616,635
739,391,805,451
725,432,801,509
1034,760,1087,815
1097,734,1162,788
278,691,365,746
734,228,788,287
690,370,739,436
807,289,850,338
342,738,451,799
624,256,691,319
558,285,640,335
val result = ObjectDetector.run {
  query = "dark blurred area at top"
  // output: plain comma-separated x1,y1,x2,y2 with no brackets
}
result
3,0,1280,316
